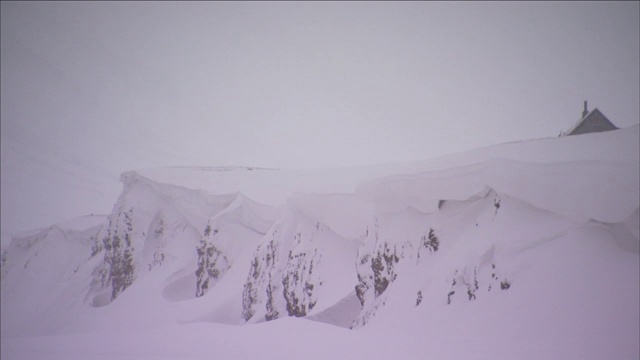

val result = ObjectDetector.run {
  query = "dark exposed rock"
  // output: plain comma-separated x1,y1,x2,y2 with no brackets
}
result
265,280,279,321
372,243,398,298
352,219,403,328
500,279,511,290
242,225,324,323
282,249,320,317
98,208,136,301
355,274,367,306
418,228,439,259
241,257,260,321
195,225,229,298
242,237,279,321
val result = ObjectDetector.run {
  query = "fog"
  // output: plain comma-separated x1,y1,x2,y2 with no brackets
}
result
1,1,639,246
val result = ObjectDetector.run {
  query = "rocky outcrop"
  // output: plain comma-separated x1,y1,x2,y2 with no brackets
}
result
195,194,276,299
418,228,439,259
353,218,402,328
283,245,321,317
87,172,237,306
195,224,230,298
241,212,350,323
97,208,136,301
352,214,444,328
242,235,279,321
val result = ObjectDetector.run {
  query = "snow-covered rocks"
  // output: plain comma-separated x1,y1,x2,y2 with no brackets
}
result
242,200,360,323
1,125,638,359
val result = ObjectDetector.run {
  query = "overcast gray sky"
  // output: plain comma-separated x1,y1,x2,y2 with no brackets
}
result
1,1,639,243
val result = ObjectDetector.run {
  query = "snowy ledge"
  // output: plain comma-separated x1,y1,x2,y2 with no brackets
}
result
356,158,639,224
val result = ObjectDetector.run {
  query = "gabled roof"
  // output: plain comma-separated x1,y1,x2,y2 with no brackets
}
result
565,108,618,136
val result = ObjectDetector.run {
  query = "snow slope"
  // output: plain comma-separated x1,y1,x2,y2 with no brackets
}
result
1,125,638,359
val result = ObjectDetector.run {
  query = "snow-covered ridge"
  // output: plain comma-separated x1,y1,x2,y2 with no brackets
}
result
1,126,638,359
135,124,639,198
357,157,639,223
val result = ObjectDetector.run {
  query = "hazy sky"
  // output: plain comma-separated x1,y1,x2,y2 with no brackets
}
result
1,1,639,244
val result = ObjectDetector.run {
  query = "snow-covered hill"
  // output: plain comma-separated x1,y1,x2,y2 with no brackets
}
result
1,125,638,359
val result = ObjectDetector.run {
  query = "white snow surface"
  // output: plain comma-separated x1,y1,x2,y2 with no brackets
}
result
1,125,639,359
